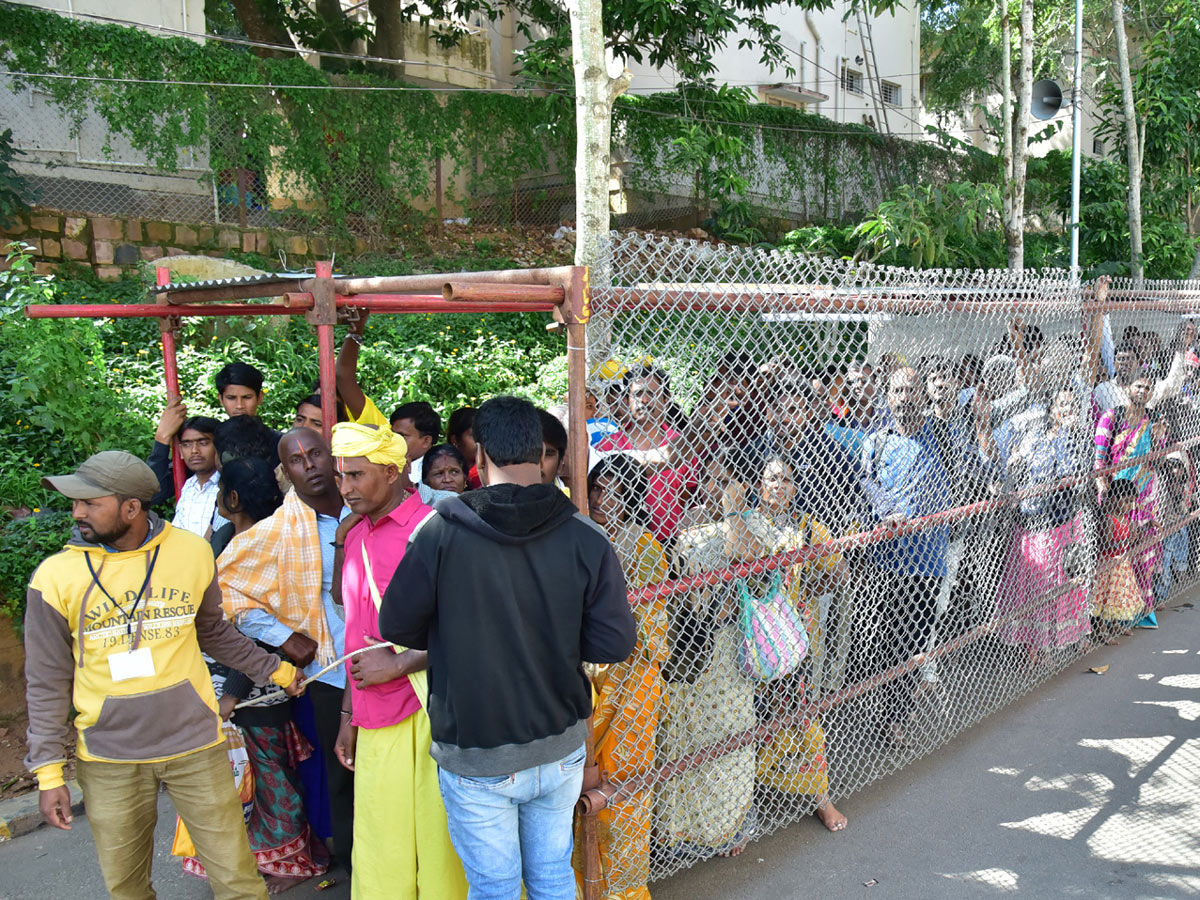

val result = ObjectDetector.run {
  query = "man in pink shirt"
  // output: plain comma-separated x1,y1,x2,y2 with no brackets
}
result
330,423,466,900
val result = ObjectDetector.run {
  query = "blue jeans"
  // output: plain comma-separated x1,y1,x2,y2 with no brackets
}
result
438,743,586,900
1155,527,1190,604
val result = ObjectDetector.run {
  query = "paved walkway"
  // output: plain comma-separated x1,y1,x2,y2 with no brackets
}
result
2,595,1198,899
654,595,1200,900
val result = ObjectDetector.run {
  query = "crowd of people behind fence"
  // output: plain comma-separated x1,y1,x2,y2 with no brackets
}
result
21,307,1200,900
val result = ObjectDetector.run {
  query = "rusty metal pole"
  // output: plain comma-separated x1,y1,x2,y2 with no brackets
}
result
565,267,591,512
308,260,338,446
156,266,185,498
563,265,603,900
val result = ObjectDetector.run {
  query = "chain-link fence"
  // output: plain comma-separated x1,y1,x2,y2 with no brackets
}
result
578,232,1200,894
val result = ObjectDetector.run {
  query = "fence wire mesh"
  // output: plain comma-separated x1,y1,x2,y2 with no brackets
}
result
578,233,1200,894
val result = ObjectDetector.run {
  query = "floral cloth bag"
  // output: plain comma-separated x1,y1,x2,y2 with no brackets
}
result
736,571,808,681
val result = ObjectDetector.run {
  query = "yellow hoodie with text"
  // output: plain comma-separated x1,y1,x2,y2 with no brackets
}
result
23,514,296,789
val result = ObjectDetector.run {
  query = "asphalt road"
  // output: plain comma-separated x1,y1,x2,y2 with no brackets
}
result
2,596,1198,900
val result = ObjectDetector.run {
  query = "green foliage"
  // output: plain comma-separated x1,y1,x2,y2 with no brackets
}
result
851,182,1005,268
921,0,1109,118
445,0,902,86
617,88,995,232
0,4,572,239
0,241,566,517
1075,158,1197,279
0,511,74,628
776,224,858,257
1094,0,1200,276
0,128,29,229
0,4,1000,241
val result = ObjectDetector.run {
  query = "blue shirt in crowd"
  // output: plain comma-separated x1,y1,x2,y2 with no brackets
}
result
861,419,952,577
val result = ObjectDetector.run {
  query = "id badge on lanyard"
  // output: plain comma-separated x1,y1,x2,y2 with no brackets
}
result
86,547,161,682
109,646,156,682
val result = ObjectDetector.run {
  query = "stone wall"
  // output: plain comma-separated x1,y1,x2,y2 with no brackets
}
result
1,209,361,279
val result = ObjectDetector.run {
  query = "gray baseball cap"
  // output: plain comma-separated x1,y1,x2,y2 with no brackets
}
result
42,451,161,502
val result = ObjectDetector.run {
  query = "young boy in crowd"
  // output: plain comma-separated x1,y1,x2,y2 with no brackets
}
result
538,408,568,490
170,416,229,540
148,362,277,502
391,401,441,485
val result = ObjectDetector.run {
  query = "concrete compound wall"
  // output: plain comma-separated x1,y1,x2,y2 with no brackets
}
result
0,208,368,279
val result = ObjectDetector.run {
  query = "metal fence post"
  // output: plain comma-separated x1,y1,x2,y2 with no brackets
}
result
155,265,185,498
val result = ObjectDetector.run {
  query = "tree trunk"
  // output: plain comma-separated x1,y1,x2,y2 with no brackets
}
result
567,0,629,370
229,0,297,57
315,0,355,55
568,0,630,273
1189,242,1200,280
999,3,1017,268
1112,0,1144,281
368,0,405,78
1002,0,1033,271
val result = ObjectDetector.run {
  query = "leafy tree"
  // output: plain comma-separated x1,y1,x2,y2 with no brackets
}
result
1095,0,1200,278
208,0,368,65
213,0,903,86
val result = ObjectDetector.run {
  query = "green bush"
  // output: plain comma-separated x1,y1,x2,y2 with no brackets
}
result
0,512,73,630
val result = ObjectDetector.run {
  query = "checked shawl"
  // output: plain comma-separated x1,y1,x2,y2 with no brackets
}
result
219,490,335,667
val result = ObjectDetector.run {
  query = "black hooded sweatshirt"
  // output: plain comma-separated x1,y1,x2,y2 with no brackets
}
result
378,482,636,777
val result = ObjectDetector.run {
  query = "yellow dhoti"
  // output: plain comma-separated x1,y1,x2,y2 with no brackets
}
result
351,713,468,900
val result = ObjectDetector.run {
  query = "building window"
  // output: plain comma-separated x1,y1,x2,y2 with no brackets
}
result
842,68,863,95
1093,138,1105,156
881,81,902,106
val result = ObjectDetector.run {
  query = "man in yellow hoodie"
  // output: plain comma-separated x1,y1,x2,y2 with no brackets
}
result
24,450,303,900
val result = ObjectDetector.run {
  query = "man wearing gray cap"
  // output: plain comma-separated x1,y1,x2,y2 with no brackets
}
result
23,450,303,900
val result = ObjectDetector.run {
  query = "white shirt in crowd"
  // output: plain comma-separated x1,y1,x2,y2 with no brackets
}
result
172,471,230,538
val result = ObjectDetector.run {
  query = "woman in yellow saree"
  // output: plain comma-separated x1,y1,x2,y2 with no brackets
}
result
584,454,670,900
725,455,848,832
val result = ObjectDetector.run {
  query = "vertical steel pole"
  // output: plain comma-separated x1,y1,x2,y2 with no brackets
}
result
156,266,185,498
1069,0,1084,277
313,260,337,446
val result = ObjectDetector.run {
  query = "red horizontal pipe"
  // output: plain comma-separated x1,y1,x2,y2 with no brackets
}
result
443,282,565,303
25,294,558,319
346,294,557,313
627,433,1200,607
603,288,1200,316
26,301,303,318
604,287,1074,315
1088,299,1200,313
335,265,578,295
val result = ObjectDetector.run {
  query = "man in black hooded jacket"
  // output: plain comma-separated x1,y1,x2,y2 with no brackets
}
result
379,395,635,900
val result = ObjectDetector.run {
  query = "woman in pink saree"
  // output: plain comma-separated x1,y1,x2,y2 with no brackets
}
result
1094,369,1167,628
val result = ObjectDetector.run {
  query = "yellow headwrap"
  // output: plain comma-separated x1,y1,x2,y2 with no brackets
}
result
331,422,408,468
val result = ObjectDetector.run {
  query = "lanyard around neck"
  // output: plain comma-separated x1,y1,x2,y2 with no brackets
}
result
85,546,161,648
